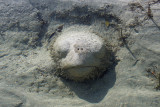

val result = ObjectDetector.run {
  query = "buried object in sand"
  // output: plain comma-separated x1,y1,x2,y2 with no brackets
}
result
49,27,111,81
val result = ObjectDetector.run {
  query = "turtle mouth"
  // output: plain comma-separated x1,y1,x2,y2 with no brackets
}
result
57,65,106,81
62,66,97,70
63,66,97,78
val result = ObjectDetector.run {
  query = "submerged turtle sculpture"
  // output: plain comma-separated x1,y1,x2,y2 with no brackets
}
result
49,26,111,81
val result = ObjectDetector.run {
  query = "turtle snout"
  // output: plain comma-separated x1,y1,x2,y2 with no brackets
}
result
74,44,89,54
74,47,87,54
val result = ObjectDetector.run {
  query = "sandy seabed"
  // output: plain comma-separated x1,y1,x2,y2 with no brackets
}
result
0,0,160,107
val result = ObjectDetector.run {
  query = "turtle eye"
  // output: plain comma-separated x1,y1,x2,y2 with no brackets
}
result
59,49,68,58
58,42,70,58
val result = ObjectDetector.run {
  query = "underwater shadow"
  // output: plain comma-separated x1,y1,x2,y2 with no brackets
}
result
61,65,116,103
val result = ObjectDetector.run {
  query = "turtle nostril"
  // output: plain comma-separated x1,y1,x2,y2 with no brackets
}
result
77,48,79,50
81,48,83,50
